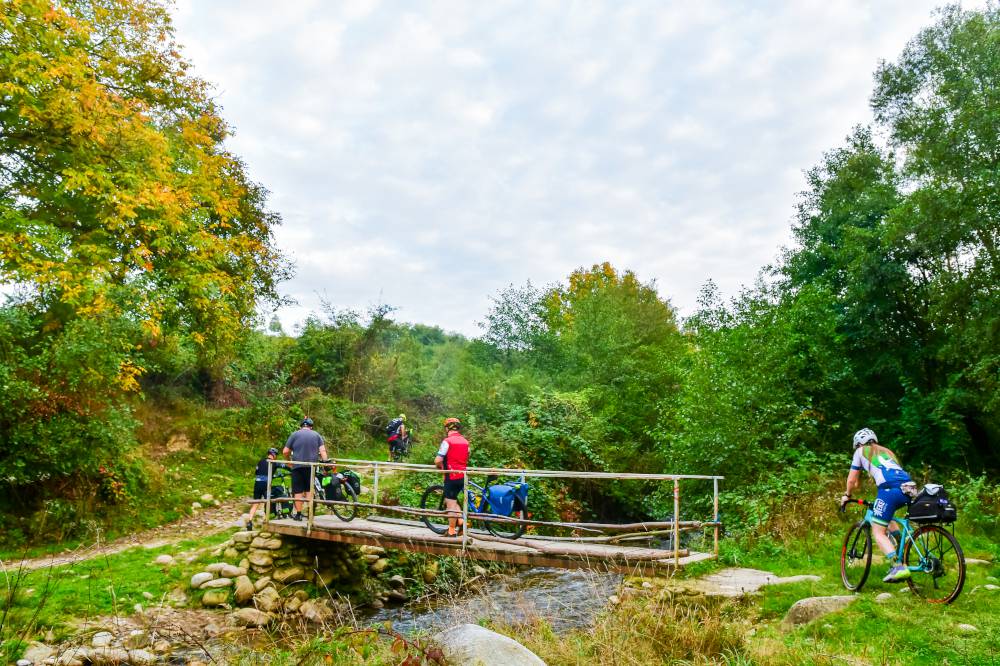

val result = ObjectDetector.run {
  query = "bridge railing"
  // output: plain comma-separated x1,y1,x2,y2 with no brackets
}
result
258,459,723,567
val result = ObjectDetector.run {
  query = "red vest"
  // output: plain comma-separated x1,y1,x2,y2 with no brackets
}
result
443,432,470,481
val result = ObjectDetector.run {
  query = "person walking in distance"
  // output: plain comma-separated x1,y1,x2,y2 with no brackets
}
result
283,417,329,521
434,417,469,537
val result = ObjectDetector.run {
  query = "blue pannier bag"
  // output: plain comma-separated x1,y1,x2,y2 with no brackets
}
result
486,479,529,515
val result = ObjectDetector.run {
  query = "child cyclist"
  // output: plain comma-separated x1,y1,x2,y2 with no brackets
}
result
840,428,917,582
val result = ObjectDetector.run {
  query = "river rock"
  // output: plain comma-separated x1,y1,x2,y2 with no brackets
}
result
251,537,284,550
152,640,172,653
958,623,978,633
234,575,255,605
370,558,389,574
141,591,154,600
221,564,247,578
201,589,229,607
473,565,488,577
52,647,90,666
364,553,381,563
285,596,303,613
781,596,857,630
388,574,406,589
360,545,385,555
153,554,175,566
671,568,822,598
206,563,227,573
190,572,214,589
388,589,408,602
432,624,546,666
253,576,273,592
248,552,274,567
875,592,894,603
232,530,257,544
230,608,274,628
423,561,439,584
254,586,282,613
273,566,305,584
166,588,188,606
966,558,992,565
16,660,31,666
300,599,334,623
224,547,240,560
22,643,56,663
89,647,156,665
201,577,233,589
124,629,150,649
200,493,214,503
369,599,384,609
191,502,202,510
91,631,114,647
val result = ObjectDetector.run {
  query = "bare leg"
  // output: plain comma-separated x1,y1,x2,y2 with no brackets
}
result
294,492,305,514
871,523,895,557
445,498,461,535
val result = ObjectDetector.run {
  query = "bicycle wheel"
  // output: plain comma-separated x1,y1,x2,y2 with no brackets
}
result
840,520,872,591
904,524,965,604
483,495,527,540
420,485,450,535
331,482,358,522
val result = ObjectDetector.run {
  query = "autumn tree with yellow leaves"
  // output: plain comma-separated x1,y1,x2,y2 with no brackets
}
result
0,1,288,503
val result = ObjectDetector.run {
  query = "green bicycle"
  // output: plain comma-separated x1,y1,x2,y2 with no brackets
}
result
840,498,965,603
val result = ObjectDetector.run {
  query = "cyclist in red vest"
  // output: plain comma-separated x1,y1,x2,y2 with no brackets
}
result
435,417,470,537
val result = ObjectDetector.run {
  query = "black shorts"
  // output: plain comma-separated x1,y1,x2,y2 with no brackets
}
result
253,479,269,500
291,466,312,494
443,477,465,500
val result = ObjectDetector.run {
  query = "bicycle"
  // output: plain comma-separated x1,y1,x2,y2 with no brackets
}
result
389,434,411,462
314,465,360,522
269,468,293,518
840,497,965,603
420,474,529,539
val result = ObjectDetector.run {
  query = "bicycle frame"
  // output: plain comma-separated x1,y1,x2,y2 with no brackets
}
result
858,503,929,574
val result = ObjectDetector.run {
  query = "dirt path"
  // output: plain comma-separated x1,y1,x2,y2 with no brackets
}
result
4,500,246,572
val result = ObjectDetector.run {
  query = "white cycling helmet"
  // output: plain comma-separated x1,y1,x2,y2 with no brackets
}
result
852,428,878,449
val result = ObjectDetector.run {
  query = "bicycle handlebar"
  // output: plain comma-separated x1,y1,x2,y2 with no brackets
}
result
839,497,872,513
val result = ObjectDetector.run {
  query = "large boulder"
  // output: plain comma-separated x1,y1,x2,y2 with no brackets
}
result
272,566,305,584
201,589,230,607
229,608,274,628
221,564,247,578
89,647,156,665
234,576,255,605
254,586,282,613
190,572,214,589
248,552,274,568
781,596,857,630
299,599,334,624
431,624,546,666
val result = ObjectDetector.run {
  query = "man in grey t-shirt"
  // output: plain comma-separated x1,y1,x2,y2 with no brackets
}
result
283,417,329,521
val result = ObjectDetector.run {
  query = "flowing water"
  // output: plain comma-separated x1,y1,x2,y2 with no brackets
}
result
363,567,622,635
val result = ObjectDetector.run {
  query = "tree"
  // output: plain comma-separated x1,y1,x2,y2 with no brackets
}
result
0,0,288,507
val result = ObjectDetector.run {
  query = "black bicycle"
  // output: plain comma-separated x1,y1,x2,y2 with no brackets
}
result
389,434,412,462
314,466,360,522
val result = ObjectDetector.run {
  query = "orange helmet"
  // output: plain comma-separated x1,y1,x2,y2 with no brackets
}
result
443,417,461,430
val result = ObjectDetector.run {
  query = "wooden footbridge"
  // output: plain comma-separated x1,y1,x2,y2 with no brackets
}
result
257,460,723,575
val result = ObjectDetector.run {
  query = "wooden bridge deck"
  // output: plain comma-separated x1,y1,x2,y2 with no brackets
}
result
266,515,715,573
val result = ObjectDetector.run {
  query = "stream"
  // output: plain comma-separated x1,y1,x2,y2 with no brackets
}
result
363,567,622,635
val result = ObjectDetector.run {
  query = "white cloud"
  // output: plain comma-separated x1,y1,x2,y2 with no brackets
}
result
169,0,977,336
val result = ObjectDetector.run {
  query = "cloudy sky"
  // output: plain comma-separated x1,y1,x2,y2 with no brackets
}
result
171,0,968,337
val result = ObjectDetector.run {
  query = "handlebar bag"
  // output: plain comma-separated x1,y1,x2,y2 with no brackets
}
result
342,470,362,494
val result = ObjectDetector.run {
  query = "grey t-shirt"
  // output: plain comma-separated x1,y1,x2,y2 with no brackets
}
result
285,428,324,467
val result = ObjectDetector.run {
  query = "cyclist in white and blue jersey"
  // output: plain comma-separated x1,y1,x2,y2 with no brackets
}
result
840,428,915,582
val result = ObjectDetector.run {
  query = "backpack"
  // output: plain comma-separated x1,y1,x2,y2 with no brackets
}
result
907,484,958,524
386,418,404,438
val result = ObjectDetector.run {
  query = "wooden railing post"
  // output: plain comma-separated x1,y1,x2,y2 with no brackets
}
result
372,462,380,510
461,471,469,552
307,462,316,535
264,459,273,528
713,477,719,558
673,478,680,568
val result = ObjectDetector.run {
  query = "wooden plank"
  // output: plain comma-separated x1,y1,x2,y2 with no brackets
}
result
265,516,714,574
